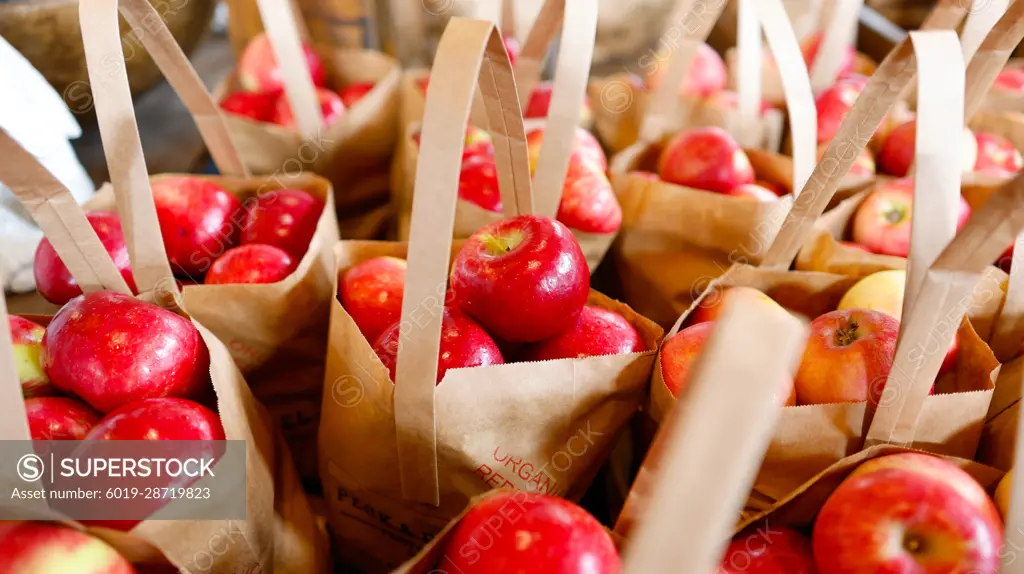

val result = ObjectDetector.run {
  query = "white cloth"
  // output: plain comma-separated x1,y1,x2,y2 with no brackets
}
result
0,35,95,293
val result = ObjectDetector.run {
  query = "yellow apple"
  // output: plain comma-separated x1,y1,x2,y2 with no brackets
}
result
995,468,1013,519
838,270,906,321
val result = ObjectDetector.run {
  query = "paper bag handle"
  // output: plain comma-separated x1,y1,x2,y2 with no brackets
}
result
960,0,1010,64
758,0,968,270
501,0,516,39
253,0,324,139
964,0,1024,120
393,17,534,506
809,0,863,91
512,0,597,219
1002,390,1024,573
900,31,965,318
865,171,1024,449
0,130,133,296
0,272,33,442
78,0,248,178
619,295,807,574
991,234,1024,361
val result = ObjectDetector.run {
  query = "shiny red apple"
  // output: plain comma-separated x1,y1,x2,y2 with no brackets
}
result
720,525,816,573
151,177,242,277
440,491,620,573
339,256,407,344
24,396,101,440
85,397,224,441
526,125,608,172
813,453,1003,573
337,81,376,109
0,521,136,574
524,81,593,125
994,66,1024,94
520,305,644,361
974,131,1023,176
816,74,867,143
458,154,502,213
877,120,978,177
557,159,622,234
272,88,346,128
219,91,277,123
851,178,971,257
34,210,136,305
204,244,296,285
237,32,326,93
646,42,727,97
658,127,755,193
241,188,324,260
450,215,589,342
372,306,503,384
42,291,211,413
8,316,54,397
725,183,779,201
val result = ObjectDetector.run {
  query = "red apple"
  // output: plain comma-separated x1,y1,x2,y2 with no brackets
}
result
24,396,101,440
813,453,1003,574
557,160,622,234
337,81,375,109
997,243,1014,273
688,286,783,326
526,126,608,172
42,291,211,413
524,81,593,125
9,316,54,397
801,32,856,80
851,178,971,258
817,142,876,178
662,317,796,406
816,74,867,143
720,525,816,573
0,521,136,574
204,244,296,285
520,305,644,361
503,35,521,68
974,130,1023,176
794,308,899,406
704,89,774,113
34,211,136,305
241,188,324,260
219,91,277,123
338,256,407,343
647,42,727,97
151,177,242,277
440,491,620,573
372,306,503,384
85,397,224,441
725,183,779,201
994,66,1024,94
658,127,755,193
877,120,978,177
238,32,326,93
451,215,589,342
272,87,346,128
458,154,502,213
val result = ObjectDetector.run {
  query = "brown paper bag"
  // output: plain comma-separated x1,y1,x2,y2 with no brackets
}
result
213,0,400,226
392,294,808,573
734,240,1024,570
622,21,1016,524
391,0,615,271
77,0,342,481
317,19,663,572
0,129,329,573
608,0,826,326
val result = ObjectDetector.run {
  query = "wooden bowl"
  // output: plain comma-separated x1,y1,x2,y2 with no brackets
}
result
0,0,217,101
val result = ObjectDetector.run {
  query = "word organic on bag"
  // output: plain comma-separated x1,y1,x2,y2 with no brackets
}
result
475,423,606,496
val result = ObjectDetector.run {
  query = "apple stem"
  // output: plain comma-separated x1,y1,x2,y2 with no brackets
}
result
834,322,860,346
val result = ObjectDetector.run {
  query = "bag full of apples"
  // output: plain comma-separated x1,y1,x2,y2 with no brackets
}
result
604,0,824,326
615,23,1017,525
389,293,808,574
796,7,1024,283
214,0,400,235
0,129,328,573
392,0,619,272
318,18,662,571
712,229,1024,574
76,0,342,481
